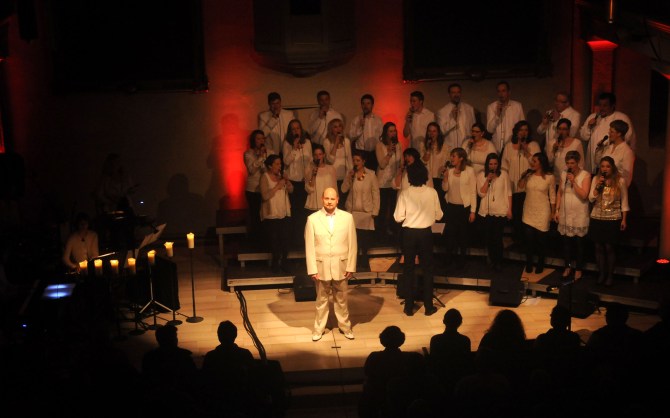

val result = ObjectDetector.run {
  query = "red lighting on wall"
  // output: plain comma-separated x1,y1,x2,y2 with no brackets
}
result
657,258,670,265
586,38,618,52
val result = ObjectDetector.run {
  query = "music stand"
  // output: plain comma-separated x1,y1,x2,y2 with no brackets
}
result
136,225,172,329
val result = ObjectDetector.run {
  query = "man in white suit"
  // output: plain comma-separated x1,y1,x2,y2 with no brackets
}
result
304,187,357,341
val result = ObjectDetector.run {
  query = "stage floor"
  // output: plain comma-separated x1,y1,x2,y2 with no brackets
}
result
108,243,664,377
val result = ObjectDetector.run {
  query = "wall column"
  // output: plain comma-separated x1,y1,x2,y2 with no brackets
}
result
660,82,670,259
586,38,618,106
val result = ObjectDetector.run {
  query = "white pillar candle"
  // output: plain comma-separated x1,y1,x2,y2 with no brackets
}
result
187,233,195,249
110,259,119,275
164,242,174,258
147,250,156,266
79,260,88,275
127,258,136,275
94,259,103,276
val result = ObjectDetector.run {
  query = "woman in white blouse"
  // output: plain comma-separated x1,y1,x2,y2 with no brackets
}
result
477,153,512,271
304,144,337,212
260,154,293,272
518,152,556,274
442,147,477,264
546,118,583,181
554,151,590,281
243,129,269,242
341,150,380,268
375,122,403,240
422,122,450,219
282,119,312,247
462,122,497,178
501,120,541,244
323,118,353,208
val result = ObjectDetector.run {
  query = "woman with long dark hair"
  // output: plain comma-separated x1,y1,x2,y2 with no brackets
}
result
243,129,268,242
375,122,403,240
518,152,556,274
589,156,628,286
282,119,312,247
477,153,512,270
260,154,293,272
422,121,450,219
442,147,477,265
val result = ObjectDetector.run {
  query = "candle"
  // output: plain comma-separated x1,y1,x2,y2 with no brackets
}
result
127,258,136,275
148,250,156,265
110,259,119,275
164,242,174,258
94,259,103,276
79,260,88,275
187,233,195,249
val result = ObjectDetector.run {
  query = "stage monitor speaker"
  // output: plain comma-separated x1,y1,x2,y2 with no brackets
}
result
489,277,524,307
557,281,598,319
293,275,316,302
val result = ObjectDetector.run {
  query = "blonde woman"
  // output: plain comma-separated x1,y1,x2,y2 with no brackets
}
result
323,118,353,208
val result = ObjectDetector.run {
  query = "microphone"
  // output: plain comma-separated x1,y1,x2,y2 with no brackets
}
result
596,135,609,149
524,168,534,178
565,168,572,186
313,158,320,167
468,136,474,149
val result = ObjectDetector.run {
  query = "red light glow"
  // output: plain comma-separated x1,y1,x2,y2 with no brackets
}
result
657,258,670,265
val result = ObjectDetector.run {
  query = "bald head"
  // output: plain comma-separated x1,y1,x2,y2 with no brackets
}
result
322,187,339,214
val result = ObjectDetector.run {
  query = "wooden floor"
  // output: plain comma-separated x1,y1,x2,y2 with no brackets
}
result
110,242,662,375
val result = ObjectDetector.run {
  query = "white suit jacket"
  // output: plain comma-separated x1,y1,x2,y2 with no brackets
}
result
304,208,357,281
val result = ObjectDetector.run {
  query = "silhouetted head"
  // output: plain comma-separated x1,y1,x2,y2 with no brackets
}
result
380,326,405,349
217,320,237,344
155,324,178,348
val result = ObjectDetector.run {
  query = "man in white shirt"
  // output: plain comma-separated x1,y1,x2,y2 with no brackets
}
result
579,92,636,174
305,187,357,341
536,91,581,150
436,83,476,150
402,91,435,155
257,92,296,156
308,90,344,145
486,81,525,154
394,163,443,317
348,93,383,171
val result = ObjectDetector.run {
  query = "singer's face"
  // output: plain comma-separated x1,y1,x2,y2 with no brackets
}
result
517,125,529,138
409,96,422,111
427,125,439,139
599,161,612,175
556,124,570,138
555,94,569,112
361,98,373,114
487,159,499,173
387,126,398,139
471,127,483,138
290,122,302,137
270,158,282,174
254,133,266,148
353,156,364,169
313,149,325,162
597,99,613,115
450,153,462,167
608,127,621,140
448,86,462,103
565,159,578,171
318,94,331,109
269,99,282,113
496,85,510,101
330,121,344,136
404,154,415,165
530,156,539,170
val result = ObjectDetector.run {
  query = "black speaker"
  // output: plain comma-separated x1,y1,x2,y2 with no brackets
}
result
489,277,524,307
558,281,598,319
293,275,316,302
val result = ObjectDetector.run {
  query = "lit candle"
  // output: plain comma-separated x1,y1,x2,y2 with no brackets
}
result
187,233,195,249
110,259,119,275
79,260,88,275
94,259,103,276
127,258,136,275
148,250,156,266
164,242,174,258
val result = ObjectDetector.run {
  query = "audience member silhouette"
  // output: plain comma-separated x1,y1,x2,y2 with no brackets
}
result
359,325,426,418
201,320,256,417
477,309,531,391
428,308,474,397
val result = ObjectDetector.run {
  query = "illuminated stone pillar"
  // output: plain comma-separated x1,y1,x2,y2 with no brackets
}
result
586,38,618,106
660,79,670,259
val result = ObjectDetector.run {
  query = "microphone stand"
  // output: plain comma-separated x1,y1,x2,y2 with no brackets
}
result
186,246,204,323
166,250,183,326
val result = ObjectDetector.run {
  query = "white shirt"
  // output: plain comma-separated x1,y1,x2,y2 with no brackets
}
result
403,108,435,154
308,107,344,145
578,110,636,173
536,106,581,149
602,141,635,188
394,185,443,229
257,108,296,155
281,139,313,182
436,101,476,150
486,100,525,153
348,113,383,152
477,171,513,217
323,137,354,181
